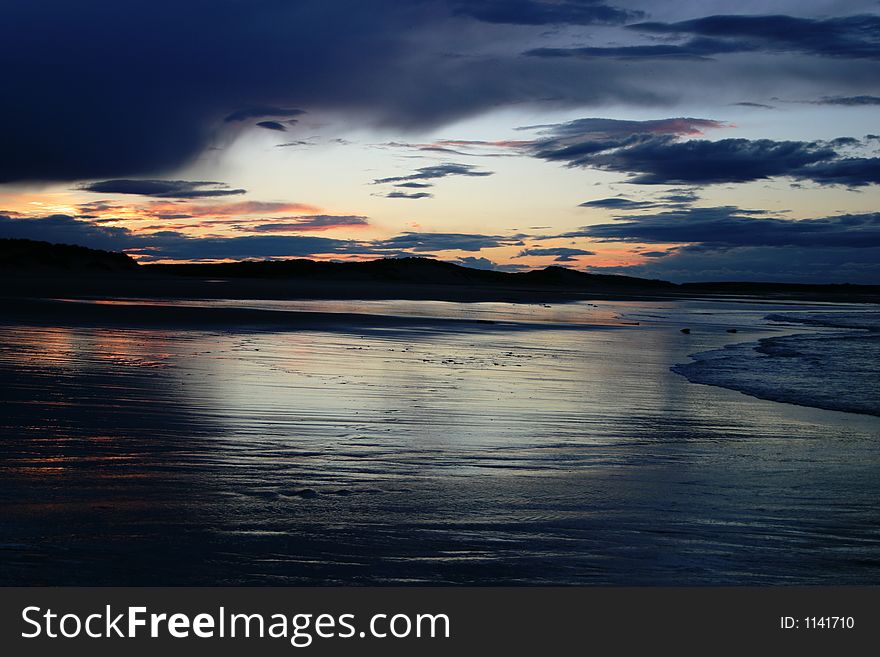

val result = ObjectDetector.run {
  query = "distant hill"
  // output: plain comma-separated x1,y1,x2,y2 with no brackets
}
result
0,238,138,272
1,239,877,302
147,257,676,290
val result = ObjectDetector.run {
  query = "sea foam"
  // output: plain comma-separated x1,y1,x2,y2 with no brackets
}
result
673,312,880,417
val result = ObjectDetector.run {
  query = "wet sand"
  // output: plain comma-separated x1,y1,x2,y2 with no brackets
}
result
1,298,879,585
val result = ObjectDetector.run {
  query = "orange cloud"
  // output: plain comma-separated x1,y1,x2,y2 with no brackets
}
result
178,200,322,217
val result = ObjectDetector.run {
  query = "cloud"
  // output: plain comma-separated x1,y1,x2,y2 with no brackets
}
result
382,139,527,158
394,182,434,188
807,95,880,106
527,37,751,61
575,206,880,283
4,3,878,184
630,14,880,60
80,179,247,198
794,157,880,186
659,190,700,204
0,214,139,252
224,107,305,122
515,247,595,262
525,117,727,139
0,213,354,259
451,0,643,26
1,213,525,262
73,199,324,225
0,0,664,183
248,215,368,232
180,201,322,217
369,232,522,252
596,246,880,284
579,197,657,210
731,102,774,109
582,137,837,185
384,191,434,199
255,121,288,132
569,206,880,249
453,256,527,272
374,163,494,184
525,118,880,186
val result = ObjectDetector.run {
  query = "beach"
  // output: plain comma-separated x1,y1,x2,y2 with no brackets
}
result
1,297,878,585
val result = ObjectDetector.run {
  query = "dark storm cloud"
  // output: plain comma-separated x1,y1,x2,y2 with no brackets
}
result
0,1,447,183
3,2,878,186
255,121,288,132
374,163,494,184
224,107,306,122
515,247,595,262
1,0,674,184
80,179,247,198
451,0,642,26
394,182,434,188
570,207,880,249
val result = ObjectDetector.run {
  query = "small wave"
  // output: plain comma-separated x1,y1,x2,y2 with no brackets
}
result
673,331,880,417
766,311,880,332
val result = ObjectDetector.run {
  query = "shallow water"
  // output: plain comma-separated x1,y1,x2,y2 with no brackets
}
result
674,310,880,417
1,298,878,585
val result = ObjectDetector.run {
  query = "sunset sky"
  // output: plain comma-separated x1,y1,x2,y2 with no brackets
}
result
1,0,879,282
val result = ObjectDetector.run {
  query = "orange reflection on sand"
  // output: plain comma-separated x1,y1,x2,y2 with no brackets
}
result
2,324,171,371
13,326,78,367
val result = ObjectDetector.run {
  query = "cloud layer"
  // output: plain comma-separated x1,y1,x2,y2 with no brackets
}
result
525,118,880,186
4,2,879,185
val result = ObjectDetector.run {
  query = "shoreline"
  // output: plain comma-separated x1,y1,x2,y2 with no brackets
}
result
5,276,880,306
0,297,624,332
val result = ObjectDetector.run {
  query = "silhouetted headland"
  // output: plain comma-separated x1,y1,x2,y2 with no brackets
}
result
2,238,879,304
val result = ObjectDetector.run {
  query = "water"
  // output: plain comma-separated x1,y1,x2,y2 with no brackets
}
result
1,298,878,585
674,311,880,417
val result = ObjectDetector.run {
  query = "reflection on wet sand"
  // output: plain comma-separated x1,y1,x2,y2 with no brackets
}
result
1,299,879,585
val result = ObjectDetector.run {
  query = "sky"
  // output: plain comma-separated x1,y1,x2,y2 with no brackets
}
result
1,0,879,283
